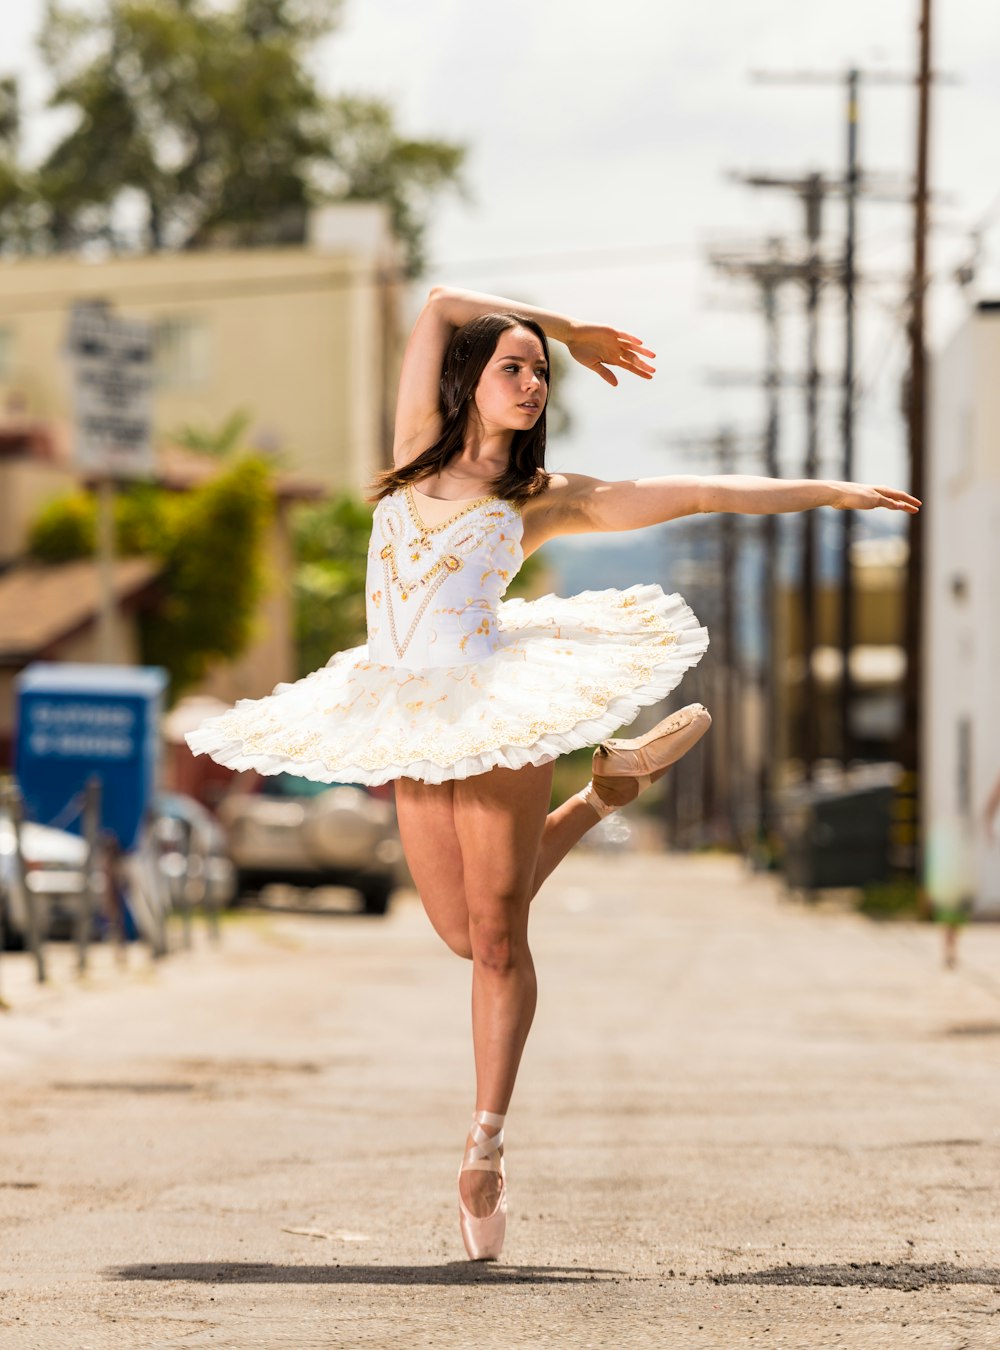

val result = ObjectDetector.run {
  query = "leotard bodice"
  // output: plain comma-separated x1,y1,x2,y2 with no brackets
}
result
365,485,523,669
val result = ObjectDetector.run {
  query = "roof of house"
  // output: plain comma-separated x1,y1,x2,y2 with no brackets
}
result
0,557,161,663
0,418,328,501
152,445,326,501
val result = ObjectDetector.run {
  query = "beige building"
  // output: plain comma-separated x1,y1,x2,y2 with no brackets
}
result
777,536,907,769
925,300,1000,914
0,203,403,492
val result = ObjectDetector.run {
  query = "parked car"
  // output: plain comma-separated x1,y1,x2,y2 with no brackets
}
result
1,792,236,950
217,774,404,914
152,792,238,913
0,814,90,948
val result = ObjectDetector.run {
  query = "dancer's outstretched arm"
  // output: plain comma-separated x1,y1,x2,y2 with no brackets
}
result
523,472,920,552
393,285,654,466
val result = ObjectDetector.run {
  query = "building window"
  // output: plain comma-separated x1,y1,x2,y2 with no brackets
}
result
153,316,210,389
0,327,14,381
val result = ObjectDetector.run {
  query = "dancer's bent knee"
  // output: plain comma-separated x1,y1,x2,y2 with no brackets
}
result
469,923,527,975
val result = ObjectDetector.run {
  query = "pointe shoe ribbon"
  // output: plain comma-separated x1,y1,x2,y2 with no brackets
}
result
458,1109,507,1261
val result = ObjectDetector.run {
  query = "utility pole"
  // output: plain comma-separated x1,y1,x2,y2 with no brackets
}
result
707,239,790,847
750,44,950,855
735,173,838,781
840,69,860,766
898,0,933,876
667,430,765,847
803,175,823,781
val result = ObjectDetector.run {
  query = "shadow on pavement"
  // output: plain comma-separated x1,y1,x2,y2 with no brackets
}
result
711,1262,1000,1291
110,1262,625,1286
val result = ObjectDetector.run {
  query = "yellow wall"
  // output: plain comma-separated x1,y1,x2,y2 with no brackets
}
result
0,205,401,492
0,458,79,567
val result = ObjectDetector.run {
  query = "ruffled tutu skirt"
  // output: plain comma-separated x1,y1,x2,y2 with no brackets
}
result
186,584,709,786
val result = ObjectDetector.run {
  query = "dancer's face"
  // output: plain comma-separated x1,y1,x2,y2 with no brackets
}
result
473,326,548,434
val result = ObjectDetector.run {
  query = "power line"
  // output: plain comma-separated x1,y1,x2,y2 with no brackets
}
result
428,241,699,277
0,239,702,318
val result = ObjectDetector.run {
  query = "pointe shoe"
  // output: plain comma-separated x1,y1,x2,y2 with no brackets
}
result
579,703,712,818
458,1109,507,1261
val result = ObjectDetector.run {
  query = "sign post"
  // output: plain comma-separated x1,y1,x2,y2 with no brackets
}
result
66,301,155,661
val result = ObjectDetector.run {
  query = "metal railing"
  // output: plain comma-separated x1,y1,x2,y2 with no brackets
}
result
0,774,224,1002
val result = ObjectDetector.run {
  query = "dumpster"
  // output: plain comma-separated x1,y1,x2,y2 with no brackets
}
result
778,765,900,891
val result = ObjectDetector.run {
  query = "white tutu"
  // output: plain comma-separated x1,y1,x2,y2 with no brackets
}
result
186,583,709,786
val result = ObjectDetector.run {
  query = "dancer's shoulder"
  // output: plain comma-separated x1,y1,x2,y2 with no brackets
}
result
518,473,607,554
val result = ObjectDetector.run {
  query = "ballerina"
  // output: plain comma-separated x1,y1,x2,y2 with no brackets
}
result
187,285,920,1261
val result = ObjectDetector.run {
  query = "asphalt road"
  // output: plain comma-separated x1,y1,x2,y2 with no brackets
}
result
2,849,1000,1349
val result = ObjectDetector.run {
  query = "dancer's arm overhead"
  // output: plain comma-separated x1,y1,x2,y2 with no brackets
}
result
392,286,654,468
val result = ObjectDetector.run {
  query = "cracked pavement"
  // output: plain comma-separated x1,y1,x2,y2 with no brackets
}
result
1,850,999,1349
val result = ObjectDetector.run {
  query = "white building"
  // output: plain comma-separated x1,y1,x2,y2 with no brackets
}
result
925,300,1000,916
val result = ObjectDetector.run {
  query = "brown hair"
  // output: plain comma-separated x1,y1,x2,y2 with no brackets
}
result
370,312,551,506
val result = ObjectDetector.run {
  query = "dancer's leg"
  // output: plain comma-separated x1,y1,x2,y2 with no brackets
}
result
530,770,660,897
397,766,661,951
452,761,552,1215
395,778,473,957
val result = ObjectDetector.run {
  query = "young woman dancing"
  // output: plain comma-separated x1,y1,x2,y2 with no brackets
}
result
188,285,920,1261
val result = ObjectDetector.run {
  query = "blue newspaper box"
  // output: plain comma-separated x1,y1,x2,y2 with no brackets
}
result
15,663,167,850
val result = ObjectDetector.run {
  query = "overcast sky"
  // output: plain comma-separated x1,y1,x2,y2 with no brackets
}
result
5,0,999,492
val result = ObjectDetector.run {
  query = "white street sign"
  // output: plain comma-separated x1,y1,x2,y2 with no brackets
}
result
67,301,154,479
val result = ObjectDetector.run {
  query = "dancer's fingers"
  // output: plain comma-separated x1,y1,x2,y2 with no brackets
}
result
624,355,656,377
618,337,656,359
869,486,921,512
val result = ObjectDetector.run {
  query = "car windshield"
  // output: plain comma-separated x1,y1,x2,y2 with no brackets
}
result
260,773,334,799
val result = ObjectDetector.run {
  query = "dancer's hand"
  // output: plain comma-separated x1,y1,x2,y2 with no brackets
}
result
566,323,656,386
827,482,921,513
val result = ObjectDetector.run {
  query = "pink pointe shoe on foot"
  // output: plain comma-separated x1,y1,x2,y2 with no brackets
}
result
458,1110,507,1261
578,703,712,818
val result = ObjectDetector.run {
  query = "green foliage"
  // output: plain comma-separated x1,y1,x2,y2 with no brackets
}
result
28,490,97,559
27,456,275,695
3,1,464,270
325,96,466,275
292,493,372,675
142,456,274,690
857,878,924,921
0,75,40,253
115,483,175,555
171,408,254,458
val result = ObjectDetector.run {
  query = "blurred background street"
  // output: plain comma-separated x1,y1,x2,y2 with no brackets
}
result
0,0,997,920
2,851,1000,1348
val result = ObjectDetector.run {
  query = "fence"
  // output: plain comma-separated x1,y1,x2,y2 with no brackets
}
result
0,774,222,1005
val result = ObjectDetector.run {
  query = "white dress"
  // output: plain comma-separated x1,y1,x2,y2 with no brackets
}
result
185,484,709,786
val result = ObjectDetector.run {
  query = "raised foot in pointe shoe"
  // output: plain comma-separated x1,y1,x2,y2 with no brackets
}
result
458,1110,507,1262
592,703,712,780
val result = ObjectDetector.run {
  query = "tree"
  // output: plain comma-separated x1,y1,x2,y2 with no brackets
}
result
28,455,275,695
4,0,463,271
293,492,371,675
0,75,45,253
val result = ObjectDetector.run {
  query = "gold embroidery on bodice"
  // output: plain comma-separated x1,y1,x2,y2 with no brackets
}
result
366,487,522,667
